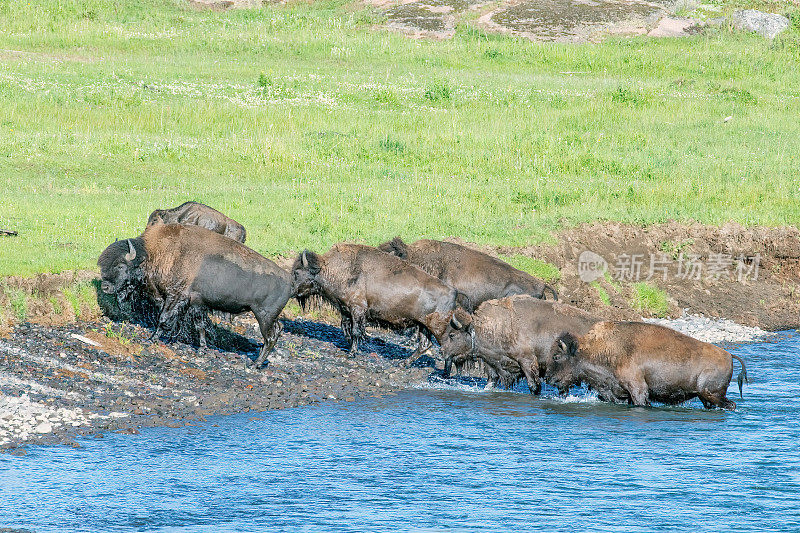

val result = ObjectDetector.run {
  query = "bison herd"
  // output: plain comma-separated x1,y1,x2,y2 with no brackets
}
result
98,201,748,410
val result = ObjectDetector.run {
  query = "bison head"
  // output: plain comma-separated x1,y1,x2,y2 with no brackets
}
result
548,332,581,395
440,310,475,377
377,236,408,259
291,250,322,310
146,209,167,227
97,238,147,303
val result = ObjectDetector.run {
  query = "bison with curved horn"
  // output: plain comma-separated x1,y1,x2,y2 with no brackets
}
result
548,321,749,409
98,224,291,368
440,295,600,393
147,201,247,243
291,243,471,361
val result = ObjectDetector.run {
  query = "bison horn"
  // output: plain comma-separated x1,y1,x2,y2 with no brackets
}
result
124,239,136,262
450,314,462,330
559,340,568,353
301,250,308,268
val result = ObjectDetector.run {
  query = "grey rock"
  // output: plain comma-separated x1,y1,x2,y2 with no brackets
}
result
731,10,790,39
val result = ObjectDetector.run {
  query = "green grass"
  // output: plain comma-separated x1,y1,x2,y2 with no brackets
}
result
1,0,799,275
630,282,669,317
62,286,81,318
49,295,62,314
659,238,695,260
499,254,561,282
591,281,611,306
7,288,28,322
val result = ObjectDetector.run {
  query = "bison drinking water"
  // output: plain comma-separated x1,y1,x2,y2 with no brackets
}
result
441,296,600,392
291,243,470,360
98,224,291,368
378,237,558,306
548,321,749,409
147,201,247,243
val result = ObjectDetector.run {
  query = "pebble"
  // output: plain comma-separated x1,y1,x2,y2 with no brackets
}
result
644,313,773,344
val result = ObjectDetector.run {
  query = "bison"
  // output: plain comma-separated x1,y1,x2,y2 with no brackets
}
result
548,321,749,409
291,243,470,359
98,224,291,368
147,201,247,243
378,237,558,305
440,295,600,392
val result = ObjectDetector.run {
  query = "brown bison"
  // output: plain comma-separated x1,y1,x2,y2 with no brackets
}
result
147,201,247,243
378,237,558,306
98,224,291,368
548,321,749,409
291,243,470,359
440,295,600,392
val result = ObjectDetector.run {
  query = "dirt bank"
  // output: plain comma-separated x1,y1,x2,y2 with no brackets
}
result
1,221,796,451
491,221,800,330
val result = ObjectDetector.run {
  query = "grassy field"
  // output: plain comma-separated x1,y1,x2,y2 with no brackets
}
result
1,0,799,276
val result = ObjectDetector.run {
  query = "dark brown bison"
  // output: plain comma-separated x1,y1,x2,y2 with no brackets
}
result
378,237,558,306
98,224,291,368
291,243,470,359
147,201,246,243
440,295,600,393
548,321,748,409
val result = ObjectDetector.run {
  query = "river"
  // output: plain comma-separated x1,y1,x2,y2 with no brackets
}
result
1,333,798,532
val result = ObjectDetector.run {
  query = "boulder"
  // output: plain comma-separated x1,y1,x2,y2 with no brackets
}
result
731,10,790,39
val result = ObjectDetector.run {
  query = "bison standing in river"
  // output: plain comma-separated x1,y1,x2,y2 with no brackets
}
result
441,295,599,392
98,224,291,368
147,201,247,243
548,321,749,409
378,237,558,305
291,243,470,359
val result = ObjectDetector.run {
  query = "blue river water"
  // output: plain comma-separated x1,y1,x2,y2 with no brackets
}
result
1,333,799,532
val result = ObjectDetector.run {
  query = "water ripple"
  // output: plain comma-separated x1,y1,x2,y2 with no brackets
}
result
0,333,798,531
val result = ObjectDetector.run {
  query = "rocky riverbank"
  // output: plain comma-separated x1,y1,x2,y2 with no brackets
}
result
0,317,433,452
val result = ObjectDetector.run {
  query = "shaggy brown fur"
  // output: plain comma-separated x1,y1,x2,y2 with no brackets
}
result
378,237,557,308
550,321,749,409
291,243,467,358
441,295,600,392
99,224,290,368
147,201,246,243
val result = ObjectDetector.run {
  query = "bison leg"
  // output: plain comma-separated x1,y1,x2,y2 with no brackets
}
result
249,307,284,369
414,327,434,356
349,308,367,356
442,356,453,378
192,308,208,350
151,295,185,341
340,314,354,344
624,380,650,407
519,358,541,395
699,389,736,410
484,366,499,390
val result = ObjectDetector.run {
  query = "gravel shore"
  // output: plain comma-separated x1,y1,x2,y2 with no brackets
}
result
0,312,778,452
0,317,432,452
644,312,775,344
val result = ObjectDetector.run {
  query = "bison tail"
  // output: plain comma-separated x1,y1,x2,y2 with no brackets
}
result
455,291,473,313
543,284,558,301
731,353,748,399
